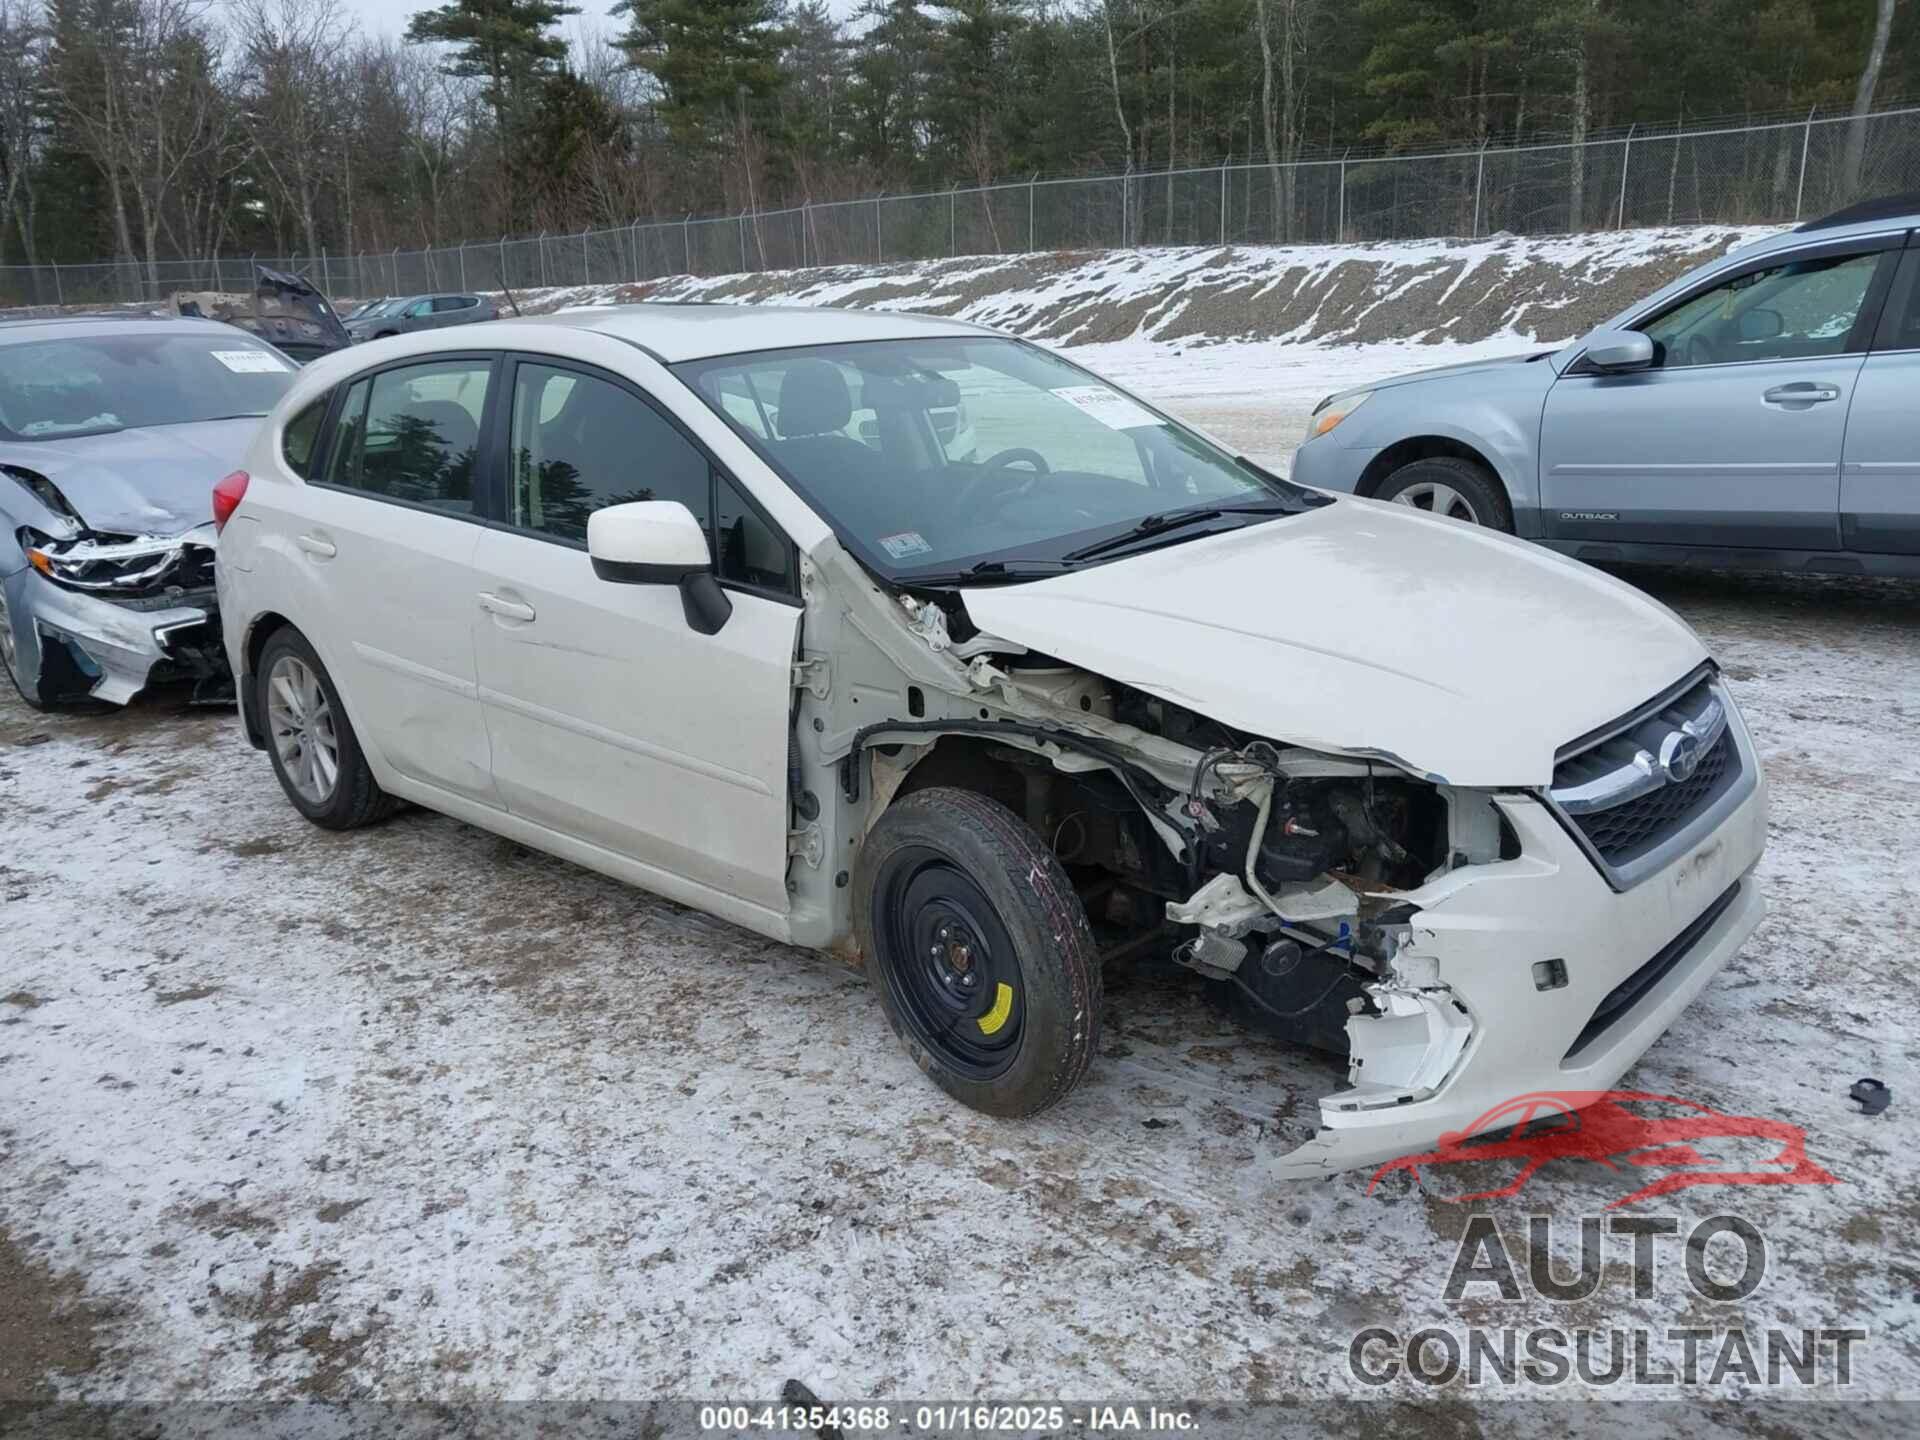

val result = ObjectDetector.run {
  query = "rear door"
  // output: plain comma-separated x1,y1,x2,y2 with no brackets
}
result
1539,236,1901,551
470,354,803,912
432,296,475,330
1841,238,1920,556
299,353,503,808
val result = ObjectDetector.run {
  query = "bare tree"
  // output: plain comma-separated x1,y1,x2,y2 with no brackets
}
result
61,0,229,291
0,0,49,273
232,0,349,262
1840,0,1899,200
1100,0,1133,244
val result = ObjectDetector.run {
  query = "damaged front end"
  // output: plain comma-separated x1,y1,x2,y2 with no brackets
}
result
4,472,229,706
822,571,1764,1180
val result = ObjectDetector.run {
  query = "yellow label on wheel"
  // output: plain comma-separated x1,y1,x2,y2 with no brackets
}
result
977,982,1014,1036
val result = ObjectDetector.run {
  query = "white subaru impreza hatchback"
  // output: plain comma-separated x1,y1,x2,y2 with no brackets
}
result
214,305,1767,1175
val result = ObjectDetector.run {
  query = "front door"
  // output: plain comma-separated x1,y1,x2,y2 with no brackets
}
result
471,357,803,912
1540,242,1899,551
301,354,502,808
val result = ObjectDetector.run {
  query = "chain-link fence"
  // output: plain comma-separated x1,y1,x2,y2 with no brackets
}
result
7,104,1920,311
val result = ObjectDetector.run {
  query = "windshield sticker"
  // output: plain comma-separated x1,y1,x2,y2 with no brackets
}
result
211,349,289,373
1051,384,1165,431
878,531,934,560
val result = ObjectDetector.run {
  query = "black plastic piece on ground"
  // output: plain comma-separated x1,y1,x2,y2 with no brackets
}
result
1849,1078,1890,1116
780,1380,844,1440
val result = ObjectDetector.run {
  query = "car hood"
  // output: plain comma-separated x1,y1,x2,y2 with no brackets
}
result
1326,348,1562,407
0,417,261,535
960,500,1707,787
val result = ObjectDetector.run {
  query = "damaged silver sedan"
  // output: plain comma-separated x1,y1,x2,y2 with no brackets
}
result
0,315,295,707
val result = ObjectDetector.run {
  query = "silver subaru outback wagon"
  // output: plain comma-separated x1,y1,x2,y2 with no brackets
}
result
1291,194,1920,577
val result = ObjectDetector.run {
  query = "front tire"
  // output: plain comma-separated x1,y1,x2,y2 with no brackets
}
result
856,787,1102,1118
257,627,398,830
1375,455,1513,531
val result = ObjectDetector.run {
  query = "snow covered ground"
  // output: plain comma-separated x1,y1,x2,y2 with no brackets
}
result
4,230,1918,1420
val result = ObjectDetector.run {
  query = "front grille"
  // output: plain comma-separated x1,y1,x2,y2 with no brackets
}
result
1547,671,1751,888
1563,881,1740,1063
1573,728,1734,863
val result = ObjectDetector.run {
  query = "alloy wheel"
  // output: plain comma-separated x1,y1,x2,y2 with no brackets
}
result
266,654,340,803
1391,481,1482,524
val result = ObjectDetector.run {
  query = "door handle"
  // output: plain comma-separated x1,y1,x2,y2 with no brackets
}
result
296,533,336,558
478,592,536,623
1762,382,1841,405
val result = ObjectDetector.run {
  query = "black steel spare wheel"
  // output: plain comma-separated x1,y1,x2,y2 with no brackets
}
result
857,787,1101,1117
879,850,1027,1080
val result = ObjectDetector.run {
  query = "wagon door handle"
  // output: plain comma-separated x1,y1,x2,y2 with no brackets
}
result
478,592,536,623
295,533,336,558
1762,382,1841,405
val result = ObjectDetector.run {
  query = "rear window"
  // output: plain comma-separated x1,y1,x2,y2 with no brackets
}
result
281,395,330,478
0,331,296,441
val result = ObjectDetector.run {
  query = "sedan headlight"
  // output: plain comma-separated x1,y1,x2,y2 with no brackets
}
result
25,530,209,594
1306,389,1372,442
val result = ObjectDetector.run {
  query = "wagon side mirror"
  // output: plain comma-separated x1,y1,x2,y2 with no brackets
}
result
1583,330,1655,372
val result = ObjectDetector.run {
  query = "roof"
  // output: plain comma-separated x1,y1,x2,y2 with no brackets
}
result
0,313,238,342
525,302,996,362
1795,192,1920,233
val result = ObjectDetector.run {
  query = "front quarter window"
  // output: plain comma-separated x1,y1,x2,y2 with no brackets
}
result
677,336,1307,581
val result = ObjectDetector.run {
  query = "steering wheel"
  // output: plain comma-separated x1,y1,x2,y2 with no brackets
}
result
1679,334,1719,368
953,448,1052,512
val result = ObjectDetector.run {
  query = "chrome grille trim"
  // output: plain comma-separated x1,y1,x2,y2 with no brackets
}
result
1544,671,1758,891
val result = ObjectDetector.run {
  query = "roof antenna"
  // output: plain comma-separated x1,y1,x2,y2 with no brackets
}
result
499,279,523,318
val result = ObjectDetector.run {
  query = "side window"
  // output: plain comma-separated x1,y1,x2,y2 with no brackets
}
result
1876,251,1920,351
433,296,470,313
1641,251,1885,369
321,360,489,513
715,472,794,593
509,363,708,543
281,394,329,478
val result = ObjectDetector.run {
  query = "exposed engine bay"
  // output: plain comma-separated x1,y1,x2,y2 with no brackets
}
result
816,577,1529,1155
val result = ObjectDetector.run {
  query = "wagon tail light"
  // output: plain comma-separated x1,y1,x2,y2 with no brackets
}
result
212,470,250,533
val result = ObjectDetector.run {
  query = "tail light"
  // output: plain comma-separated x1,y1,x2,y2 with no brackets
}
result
212,470,250,533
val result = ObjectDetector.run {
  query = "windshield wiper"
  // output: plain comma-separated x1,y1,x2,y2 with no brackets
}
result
899,558,1076,587
1060,498,1300,563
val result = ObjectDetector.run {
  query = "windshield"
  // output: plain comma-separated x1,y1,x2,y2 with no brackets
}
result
676,336,1311,582
0,331,296,441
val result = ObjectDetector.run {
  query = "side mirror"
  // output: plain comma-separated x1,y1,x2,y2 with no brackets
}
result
1583,330,1655,372
1738,306,1784,341
587,500,732,635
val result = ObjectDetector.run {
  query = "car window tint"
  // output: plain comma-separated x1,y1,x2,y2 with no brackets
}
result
433,296,468,313
322,360,488,513
281,395,329,478
715,471,793,592
508,363,708,542
1642,252,1883,368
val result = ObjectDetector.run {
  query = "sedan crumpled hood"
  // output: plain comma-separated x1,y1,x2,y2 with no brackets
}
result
960,499,1708,787
0,417,261,534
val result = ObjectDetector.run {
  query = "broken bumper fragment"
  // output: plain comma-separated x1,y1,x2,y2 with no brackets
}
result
5,563,229,705
1274,772,1768,1179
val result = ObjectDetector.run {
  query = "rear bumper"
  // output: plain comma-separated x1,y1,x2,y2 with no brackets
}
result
1275,768,1769,1178
5,565,229,705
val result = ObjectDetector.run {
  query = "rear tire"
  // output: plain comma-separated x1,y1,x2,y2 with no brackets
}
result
856,787,1102,1118
257,627,398,830
1375,456,1513,531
